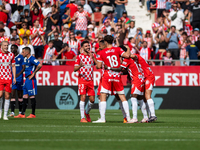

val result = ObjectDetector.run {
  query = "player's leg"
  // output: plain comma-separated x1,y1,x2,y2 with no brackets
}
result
8,89,16,117
0,91,4,119
17,90,23,114
126,94,138,123
137,95,148,123
3,80,12,120
115,94,127,123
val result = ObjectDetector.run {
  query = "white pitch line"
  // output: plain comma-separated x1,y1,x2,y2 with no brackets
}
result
0,130,200,134
0,139,200,142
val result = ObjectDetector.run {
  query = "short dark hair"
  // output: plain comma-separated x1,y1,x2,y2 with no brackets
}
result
33,20,39,24
0,21,4,25
10,38,16,41
62,43,69,48
24,9,29,13
23,46,31,53
11,29,17,34
11,44,18,50
81,40,90,47
51,4,56,8
23,37,28,40
171,25,176,29
99,40,105,43
182,32,187,36
65,7,69,12
17,5,23,11
0,28,5,32
48,40,54,44
104,35,114,44
78,4,84,8
76,31,82,35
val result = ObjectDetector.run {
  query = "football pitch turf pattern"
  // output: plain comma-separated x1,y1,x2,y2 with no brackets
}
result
0,109,200,150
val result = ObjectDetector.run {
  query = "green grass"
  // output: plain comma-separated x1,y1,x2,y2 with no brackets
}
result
0,109,200,150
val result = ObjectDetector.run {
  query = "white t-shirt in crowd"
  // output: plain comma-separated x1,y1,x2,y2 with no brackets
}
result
4,26,10,37
42,7,52,17
19,44,35,56
10,11,20,29
128,27,137,38
169,10,185,30
84,4,92,14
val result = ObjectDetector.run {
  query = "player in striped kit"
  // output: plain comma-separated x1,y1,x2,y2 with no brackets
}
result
8,44,25,117
74,41,95,123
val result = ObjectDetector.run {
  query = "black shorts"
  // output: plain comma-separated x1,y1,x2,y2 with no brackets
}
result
10,4,18,14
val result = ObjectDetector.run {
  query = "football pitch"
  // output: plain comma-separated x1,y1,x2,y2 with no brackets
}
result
0,109,200,150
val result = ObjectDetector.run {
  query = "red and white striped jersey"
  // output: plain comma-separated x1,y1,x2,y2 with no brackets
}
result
87,31,95,39
62,31,70,43
156,0,166,9
9,0,17,4
75,10,88,30
192,35,199,44
143,37,152,48
43,45,58,64
19,0,30,6
184,24,193,36
48,0,56,6
139,47,151,60
179,40,187,59
30,27,45,46
66,39,81,55
152,22,167,33
74,53,94,81
0,50,15,80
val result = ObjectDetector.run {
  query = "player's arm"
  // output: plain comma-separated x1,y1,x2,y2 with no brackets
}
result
104,65,122,72
16,65,25,78
28,62,42,80
121,46,130,58
12,64,16,85
74,62,84,72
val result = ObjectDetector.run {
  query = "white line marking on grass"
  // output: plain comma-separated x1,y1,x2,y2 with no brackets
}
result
0,139,200,142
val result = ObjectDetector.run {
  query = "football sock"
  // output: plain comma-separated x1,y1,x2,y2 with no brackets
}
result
21,98,28,115
4,99,10,117
10,99,15,113
30,98,36,115
18,98,23,113
118,100,126,119
138,100,148,119
147,99,156,116
122,101,130,121
98,98,101,113
146,102,151,117
79,101,85,119
100,101,106,120
0,97,3,114
131,97,138,119
85,101,94,114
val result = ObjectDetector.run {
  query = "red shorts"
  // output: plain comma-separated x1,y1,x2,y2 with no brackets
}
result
0,79,12,93
97,77,102,96
101,75,124,95
131,80,144,95
78,78,95,96
145,75,155,91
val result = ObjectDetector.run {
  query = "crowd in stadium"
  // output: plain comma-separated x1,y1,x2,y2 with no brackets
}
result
0,0,200,66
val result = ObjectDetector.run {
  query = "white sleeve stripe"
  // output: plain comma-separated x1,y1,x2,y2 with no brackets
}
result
121,51,125,56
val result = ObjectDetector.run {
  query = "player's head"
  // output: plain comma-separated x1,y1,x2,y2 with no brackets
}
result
143,41,147,48
22,47,31,57
11,44,18,54
81,41,90,53
104,35,114,46
1,41,9,53
99,40,106,50
48,40,54,48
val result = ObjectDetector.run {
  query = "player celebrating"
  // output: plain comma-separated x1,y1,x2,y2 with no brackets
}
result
92,35,131,123
74,41,95,123
14,47,42,118
0,41,16,120
8,44,25,117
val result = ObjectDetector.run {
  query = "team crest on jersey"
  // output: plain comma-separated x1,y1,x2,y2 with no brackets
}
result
18,58,21,61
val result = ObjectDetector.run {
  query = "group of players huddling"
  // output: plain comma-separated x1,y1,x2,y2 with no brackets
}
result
0,41,42,120
74,35,157,123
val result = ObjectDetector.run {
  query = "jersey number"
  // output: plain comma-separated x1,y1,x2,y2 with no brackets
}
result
107,55,118,67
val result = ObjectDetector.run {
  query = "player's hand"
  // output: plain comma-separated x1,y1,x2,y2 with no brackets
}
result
80,62,84,67
28,73,35,80
13,78,16,85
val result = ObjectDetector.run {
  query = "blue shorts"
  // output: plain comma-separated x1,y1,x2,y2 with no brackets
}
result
12,81,23,91
23,78,37,96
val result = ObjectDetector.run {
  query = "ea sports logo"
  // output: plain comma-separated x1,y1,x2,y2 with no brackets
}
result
55,87,78,109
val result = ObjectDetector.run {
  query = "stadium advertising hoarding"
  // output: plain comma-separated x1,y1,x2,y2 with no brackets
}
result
35,66,200,109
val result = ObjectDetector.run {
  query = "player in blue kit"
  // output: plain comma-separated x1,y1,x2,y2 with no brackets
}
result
8,45,25,117
14,47,42,118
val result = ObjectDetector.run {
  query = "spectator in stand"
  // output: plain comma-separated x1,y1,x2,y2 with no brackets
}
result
66,31,81,55
61,7,71,28
192,28,199,44
87,24,95,41
121,10,130,24
143,30,153,49
59,0,69,27
10,29,19,39
190,0,200,29
184,20,193,36
166,25,180,59
115,22,126,46
89,0,103,12
8,5,23,29
61,43,76,65
155,28,168,53
18,22,31,45
182,0,192,11
2,0,12,24
41,1,52,28
53,31,63,60
30,1,43,27
0,5,8,25
139,41,152,60
81,0,93,15
7,38,16,51
128,20,137,38
0,29,9,44
19,37,35,56
162,10,171,29
169,3,185,32
103,11,117,24
100,19,111,35
152,17,166,33
18,0,31,15
162,51,173,66
43,40,60,65
76,31,85,42
184,9,191,25
146,0,156,16
115,0,128,19
195,37,200,51
9,0,17,14
100,0,114,17
16,38,20,46
134,27,143,48
166,0,173,11
73,4,90,38
185,40,200,65
66,0,78,30
156,0,166,17
0,21,10,37
20,9,32,29
45,5,59,39
179,31,189,66
30,20,45,59
62,24,70,43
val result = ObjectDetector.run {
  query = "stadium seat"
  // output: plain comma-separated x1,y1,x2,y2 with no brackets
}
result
93,12,102,22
